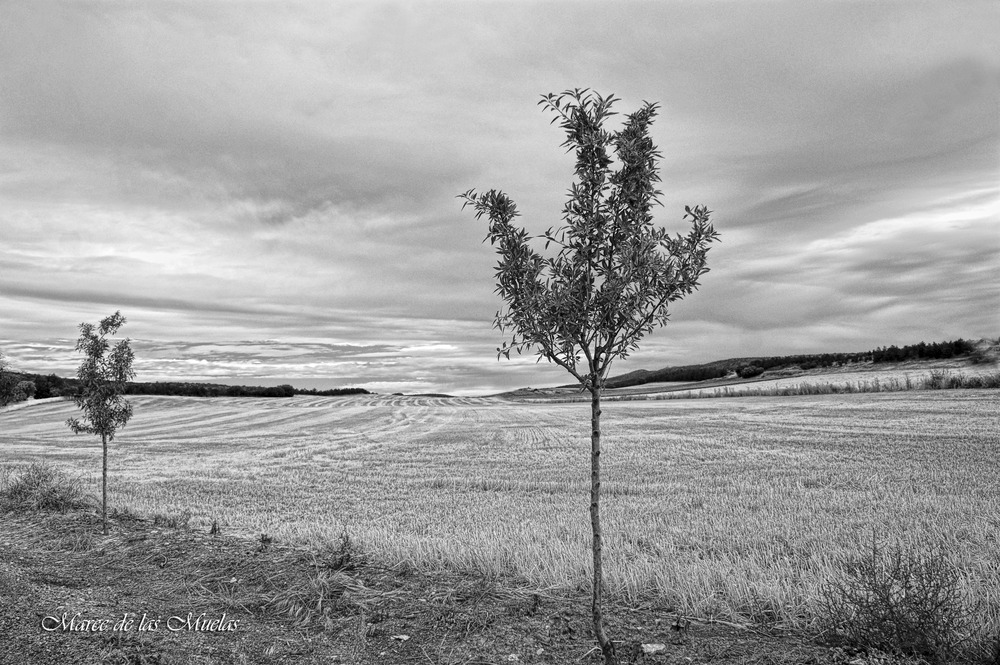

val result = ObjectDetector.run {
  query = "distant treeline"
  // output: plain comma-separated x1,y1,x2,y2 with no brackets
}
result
870,338,977,363
605,337,985,389
125,382,369,398
1,373,369,400
605,352,869,388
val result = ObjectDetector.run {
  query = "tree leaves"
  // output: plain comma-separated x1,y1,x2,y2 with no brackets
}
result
66,311,136,442
460,89,719,389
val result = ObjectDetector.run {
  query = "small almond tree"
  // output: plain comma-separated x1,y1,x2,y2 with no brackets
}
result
460,89,719,664
67,311,135,535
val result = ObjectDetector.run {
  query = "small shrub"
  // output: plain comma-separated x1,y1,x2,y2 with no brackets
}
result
269,569,372,629
0,462,87,513
14,380,36,401
268,531,379,630
922,370,1000,391
819,537,985,663
925,370,950,390
978,372,1000,389
962,375,984,389
323,529,361,572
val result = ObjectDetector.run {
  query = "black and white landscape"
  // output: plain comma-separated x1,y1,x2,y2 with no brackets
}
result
1,3,998,665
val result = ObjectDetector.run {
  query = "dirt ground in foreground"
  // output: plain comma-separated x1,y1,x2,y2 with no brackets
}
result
0,507,929,665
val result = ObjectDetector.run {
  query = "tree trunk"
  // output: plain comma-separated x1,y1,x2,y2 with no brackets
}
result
102,432,108,535
590,384,617,664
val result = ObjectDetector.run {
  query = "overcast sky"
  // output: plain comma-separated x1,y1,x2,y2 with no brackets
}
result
1,2,997,395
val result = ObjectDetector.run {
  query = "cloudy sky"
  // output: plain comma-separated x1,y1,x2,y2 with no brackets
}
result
1,2,997,395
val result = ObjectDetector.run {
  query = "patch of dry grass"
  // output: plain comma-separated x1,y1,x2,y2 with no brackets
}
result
0,460,89,513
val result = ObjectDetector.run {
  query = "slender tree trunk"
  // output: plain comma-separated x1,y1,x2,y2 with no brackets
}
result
590,384,616,664
102,432,108,535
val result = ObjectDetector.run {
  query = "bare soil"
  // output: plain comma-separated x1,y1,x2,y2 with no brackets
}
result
0,506,896,665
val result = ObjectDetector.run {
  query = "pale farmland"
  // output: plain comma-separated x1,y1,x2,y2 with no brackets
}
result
2,390,998,630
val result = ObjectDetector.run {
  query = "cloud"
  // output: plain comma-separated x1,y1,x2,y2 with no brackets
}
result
1,2,996,394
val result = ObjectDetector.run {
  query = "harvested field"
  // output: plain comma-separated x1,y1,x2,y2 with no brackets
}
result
2,390,997,632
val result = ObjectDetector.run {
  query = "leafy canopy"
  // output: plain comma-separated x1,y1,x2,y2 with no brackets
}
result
67,311,135,440
460,89,719,389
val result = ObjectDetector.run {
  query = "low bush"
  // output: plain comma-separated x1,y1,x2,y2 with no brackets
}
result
323,529,361,572
269,568,373,629
923,370,1000,391
267,531,379,629
738,365,764,379
14,380,36,400
0,462,88,513
818,536,986,663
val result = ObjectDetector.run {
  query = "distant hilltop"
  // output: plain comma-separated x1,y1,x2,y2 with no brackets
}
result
585,337,997,391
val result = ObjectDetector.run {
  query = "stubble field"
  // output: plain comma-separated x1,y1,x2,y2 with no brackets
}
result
1,390,997,631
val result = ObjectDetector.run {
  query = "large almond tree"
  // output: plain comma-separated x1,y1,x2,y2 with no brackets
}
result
460,89,719,664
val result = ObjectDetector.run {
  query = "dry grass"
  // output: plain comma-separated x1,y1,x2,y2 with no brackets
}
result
677,369,1000,399
0,461,90,513
2,389,997,636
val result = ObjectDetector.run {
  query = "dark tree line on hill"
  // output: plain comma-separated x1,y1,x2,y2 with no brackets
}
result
126,381,299,398
870,338,976,363
0,371,368,400
604,337,983,388
605,351,871,388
